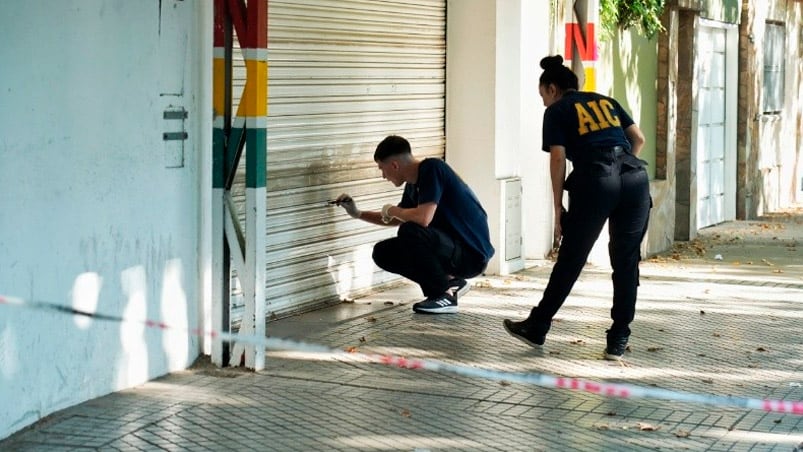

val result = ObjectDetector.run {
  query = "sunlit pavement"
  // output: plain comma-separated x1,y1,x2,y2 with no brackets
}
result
3,207,802,451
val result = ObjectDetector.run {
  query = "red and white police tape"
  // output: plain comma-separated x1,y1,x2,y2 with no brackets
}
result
1,293,801,416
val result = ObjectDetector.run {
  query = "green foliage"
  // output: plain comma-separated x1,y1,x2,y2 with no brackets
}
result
600,0,666,40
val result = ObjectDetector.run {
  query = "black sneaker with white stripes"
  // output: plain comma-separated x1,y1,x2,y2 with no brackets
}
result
412,293,458,314
448,278,470,298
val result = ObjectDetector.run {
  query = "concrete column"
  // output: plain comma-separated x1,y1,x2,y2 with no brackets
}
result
446,0,552,273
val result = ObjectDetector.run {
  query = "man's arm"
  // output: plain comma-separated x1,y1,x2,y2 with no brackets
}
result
333,193,434,227
334,194,396,226
358,209,397,226
383,202,436,227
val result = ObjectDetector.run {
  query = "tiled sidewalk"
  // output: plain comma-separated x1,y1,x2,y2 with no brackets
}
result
2,211,802,451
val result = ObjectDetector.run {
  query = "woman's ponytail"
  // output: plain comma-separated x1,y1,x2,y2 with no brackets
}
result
539,55,579,91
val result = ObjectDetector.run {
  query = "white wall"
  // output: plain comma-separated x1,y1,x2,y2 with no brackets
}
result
0,0,211,440
446,0,500,272
519,0,555,260
446,0,552,274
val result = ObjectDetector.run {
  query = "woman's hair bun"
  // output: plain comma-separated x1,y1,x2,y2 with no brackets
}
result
540,55,565,71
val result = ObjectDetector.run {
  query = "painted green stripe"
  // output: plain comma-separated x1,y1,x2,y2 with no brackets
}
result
246,128,266,188
213,127,226,189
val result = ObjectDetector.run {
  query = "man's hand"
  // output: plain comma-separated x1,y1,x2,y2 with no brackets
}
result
335,193,361,219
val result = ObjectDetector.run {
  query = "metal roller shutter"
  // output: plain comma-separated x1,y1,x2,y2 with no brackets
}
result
230,0,446,321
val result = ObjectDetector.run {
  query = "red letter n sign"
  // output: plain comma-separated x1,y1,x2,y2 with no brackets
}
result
565,23,596,61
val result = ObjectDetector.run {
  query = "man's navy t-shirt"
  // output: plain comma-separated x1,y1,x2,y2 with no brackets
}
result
398,158,494,263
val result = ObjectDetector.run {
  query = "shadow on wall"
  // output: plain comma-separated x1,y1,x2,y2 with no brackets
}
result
606,30,658,178
0,258,192,439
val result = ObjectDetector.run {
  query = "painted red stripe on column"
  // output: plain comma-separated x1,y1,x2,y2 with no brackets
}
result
213,0,227,47
228,0,248,47
247,0,267,48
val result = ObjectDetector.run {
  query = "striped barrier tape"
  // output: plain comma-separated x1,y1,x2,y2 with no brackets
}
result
1,293,801,416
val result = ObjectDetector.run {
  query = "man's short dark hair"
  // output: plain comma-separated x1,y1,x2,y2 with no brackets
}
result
374,135,411,161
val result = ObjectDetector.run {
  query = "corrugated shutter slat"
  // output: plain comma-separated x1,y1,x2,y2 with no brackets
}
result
230,0,445,321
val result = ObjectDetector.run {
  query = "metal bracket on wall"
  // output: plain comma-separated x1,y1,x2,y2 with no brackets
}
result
163,107,187,167
163,131,188,140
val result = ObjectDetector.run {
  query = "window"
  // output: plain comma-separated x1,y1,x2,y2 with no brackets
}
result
762,22,785,114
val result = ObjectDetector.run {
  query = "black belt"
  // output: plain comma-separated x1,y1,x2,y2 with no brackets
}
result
573,146,628,167
589,145,626,154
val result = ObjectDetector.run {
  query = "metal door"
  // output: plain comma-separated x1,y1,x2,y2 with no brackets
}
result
230,0,446,320
696,25,728,228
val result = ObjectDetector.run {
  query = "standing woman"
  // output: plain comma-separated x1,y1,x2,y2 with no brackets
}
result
504,55,652,360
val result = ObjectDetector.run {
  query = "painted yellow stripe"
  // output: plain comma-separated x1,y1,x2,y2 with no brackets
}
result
236,59,268,118
213,58,226,118
583,66,596,92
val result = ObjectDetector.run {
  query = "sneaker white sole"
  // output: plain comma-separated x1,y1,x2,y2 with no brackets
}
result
413,305,459,314
603,351,624,361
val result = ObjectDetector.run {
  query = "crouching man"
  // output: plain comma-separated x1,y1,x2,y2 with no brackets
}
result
335,135,494,314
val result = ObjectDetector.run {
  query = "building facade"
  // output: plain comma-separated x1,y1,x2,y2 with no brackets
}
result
1,0,801,440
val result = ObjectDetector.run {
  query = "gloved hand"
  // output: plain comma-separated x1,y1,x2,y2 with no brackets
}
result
335,193,361,219
381,204,395,224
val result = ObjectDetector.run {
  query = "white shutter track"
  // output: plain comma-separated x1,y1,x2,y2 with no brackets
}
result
230,0,445,321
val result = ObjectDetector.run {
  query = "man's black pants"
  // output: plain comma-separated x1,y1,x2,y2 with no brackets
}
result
531,153,652,337
373,222,486,298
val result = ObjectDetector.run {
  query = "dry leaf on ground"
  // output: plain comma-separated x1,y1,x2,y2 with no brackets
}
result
637,422,660,431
